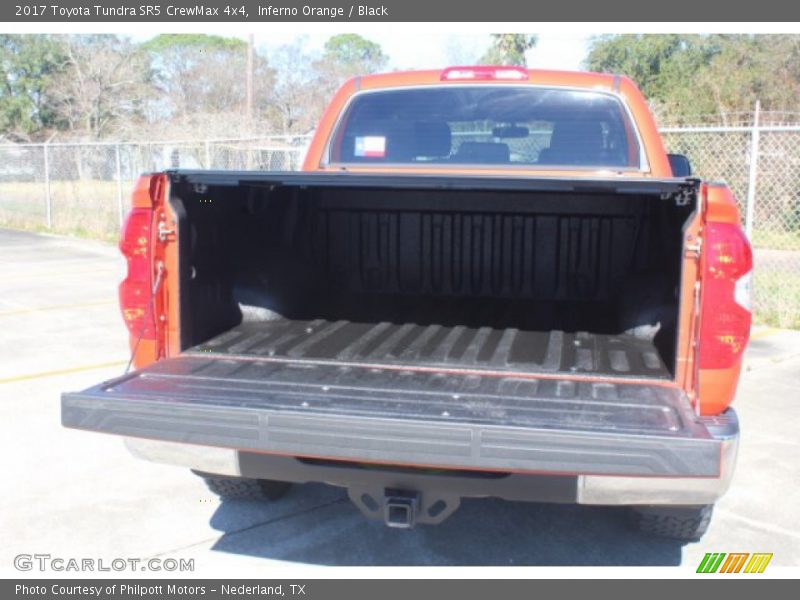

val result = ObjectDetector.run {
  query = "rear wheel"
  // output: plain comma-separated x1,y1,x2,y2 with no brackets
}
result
630,505,714,541
193,471,292,501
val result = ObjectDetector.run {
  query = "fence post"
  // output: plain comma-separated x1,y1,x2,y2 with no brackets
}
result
744,100,761,240
43,143,52,229
115,144,124,228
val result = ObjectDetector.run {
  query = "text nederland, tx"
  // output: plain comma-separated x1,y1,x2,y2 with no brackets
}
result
15,585,306,597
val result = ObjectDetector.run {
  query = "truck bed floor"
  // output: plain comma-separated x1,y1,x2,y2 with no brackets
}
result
189,319,670,380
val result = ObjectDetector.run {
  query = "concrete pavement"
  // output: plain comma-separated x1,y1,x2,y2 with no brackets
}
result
1,228,798,573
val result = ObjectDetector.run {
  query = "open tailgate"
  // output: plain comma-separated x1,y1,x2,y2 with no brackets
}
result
62,354,722,478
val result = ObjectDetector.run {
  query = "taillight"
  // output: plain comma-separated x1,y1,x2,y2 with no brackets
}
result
440,66,529,81
699,222,754,369
119,207,155,339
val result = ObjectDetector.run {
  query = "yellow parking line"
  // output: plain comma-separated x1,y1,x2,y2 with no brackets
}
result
0,360,127,385
0,299,115,318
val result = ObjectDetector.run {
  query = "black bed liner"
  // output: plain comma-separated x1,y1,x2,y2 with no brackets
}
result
191,320,670,380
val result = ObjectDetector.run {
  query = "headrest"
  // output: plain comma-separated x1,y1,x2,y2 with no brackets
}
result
548,121,603,152
538,121,607,166
415,121,452,157
453,142,511,164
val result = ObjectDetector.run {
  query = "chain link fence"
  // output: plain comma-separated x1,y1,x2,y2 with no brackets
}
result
1,125,798,327
0,136,308,240
660,124,800,328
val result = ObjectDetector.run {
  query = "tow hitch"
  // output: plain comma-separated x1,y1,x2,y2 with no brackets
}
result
384,489,419,529
348,486,460,528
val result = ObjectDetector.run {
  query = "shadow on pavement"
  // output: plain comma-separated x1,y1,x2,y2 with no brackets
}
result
208,483,684,566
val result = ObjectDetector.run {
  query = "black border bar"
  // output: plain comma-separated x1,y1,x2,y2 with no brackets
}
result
4,580,791,596
4,1,800,22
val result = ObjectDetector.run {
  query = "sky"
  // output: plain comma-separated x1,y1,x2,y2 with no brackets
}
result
130,32,592,72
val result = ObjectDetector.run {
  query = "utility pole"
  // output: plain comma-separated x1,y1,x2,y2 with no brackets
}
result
744,99,761,240
245,33,255,135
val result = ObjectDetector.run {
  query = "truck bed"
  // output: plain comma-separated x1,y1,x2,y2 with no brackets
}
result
191,319,671,380
62,173,714,481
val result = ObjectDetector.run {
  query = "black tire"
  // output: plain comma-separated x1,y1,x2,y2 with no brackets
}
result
193,471,292,501
630,505,714,541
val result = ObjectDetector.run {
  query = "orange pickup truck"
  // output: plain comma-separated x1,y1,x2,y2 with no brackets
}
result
62,66,752,540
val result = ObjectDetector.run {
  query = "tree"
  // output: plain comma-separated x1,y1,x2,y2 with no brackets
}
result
585,34,721,123
311,34,388,104
143,34,258,120
479,34,537,67
0,35,66,141
281,34,389,133
50,35,152,140
321,34,387,74
267,39,322,133
585,34,800,125
693,35,800,123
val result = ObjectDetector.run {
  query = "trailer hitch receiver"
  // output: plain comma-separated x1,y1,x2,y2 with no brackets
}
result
383,489,419,529
347,486,460,527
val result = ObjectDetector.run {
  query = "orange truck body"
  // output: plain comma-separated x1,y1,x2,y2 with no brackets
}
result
64,67,751,536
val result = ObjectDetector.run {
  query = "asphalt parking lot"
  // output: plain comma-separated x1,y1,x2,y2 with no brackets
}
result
1,227,798,574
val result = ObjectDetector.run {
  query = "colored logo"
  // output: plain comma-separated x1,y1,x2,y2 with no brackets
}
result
696,552,773,573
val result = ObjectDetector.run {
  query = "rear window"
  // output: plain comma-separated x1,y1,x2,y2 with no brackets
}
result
329,86,641,169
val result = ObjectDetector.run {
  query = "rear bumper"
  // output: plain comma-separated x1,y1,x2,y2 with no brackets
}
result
123,409,739,506
577,410,739,505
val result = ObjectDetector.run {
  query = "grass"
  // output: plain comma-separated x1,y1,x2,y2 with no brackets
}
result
751,229,800,251
753,268,800,329
0,180,124,242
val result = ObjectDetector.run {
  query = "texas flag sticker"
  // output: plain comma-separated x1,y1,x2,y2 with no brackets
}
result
354,136,386,158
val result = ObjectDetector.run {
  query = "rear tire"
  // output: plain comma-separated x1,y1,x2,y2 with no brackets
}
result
630,505,714,541
193,471,292,501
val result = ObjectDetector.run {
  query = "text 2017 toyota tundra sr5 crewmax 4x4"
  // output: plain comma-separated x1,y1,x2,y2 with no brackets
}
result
62,66,752,540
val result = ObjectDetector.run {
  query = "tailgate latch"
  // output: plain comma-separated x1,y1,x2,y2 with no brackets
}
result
684,236,702,259
157,220,176,242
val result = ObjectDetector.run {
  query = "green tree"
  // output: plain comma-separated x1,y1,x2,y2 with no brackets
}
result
0,35,66,141
585,35,705,99
585,34,800,125
143,33,246,54
694,35,800,123
479,34,538,67
320,34,387,75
